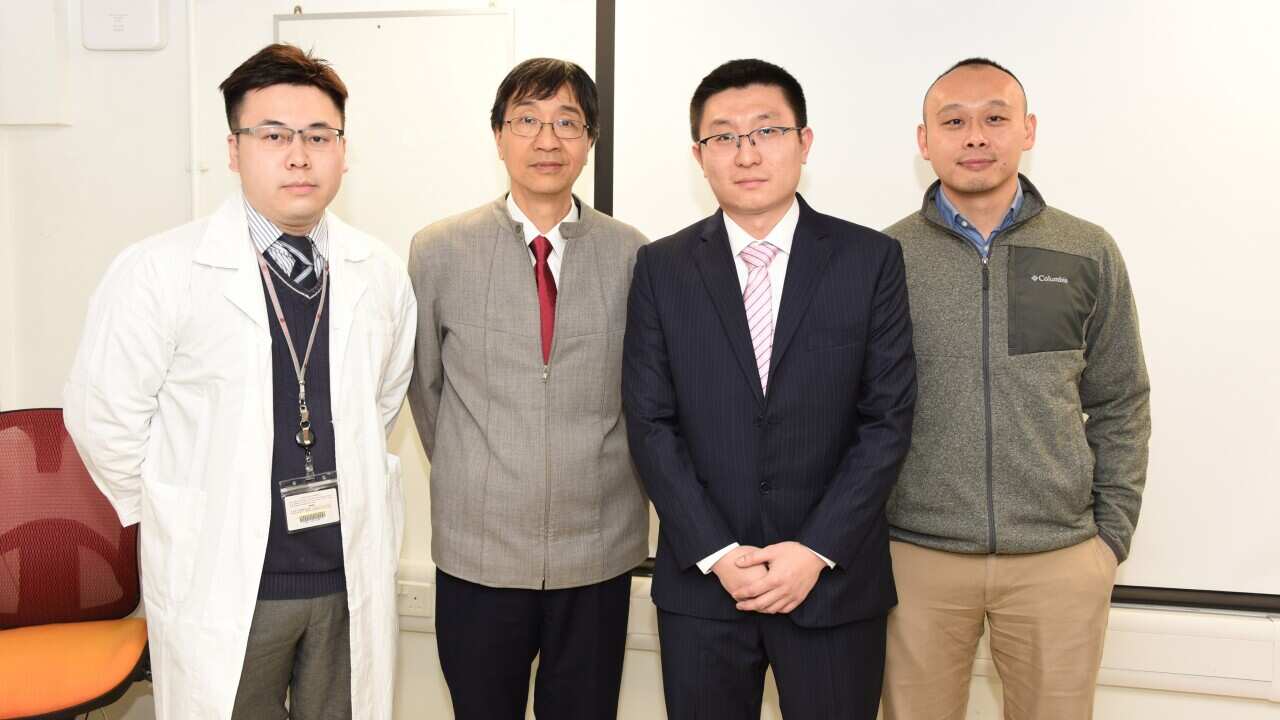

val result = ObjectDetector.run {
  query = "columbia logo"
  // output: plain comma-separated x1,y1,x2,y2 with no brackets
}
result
1031,274,1069,284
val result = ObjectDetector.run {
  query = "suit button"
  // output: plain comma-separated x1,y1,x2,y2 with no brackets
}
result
759,481,771,494
753,415,764,427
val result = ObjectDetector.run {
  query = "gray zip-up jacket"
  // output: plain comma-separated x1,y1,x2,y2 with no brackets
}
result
407,196,650,589
884,176,1150,561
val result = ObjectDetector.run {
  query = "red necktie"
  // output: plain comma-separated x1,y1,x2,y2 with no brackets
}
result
530,235,557,364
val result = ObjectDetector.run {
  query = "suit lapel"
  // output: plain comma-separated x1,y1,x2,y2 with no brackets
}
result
770,197,832,384
692,211,765,407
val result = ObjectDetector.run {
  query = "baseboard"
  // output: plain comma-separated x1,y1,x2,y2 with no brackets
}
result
396,563,1280,703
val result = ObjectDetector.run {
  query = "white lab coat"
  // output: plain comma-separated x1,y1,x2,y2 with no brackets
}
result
63,197,416,719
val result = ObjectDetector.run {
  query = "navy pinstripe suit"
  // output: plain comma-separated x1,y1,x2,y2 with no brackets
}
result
623,195,916,718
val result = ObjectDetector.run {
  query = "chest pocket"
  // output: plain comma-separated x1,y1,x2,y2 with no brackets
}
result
807,327,857,351
1007,247,1100,355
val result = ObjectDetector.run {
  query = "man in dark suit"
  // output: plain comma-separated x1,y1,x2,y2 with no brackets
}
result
623,59,917,719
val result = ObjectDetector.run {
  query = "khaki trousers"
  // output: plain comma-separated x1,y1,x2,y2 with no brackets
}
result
882,537,1117,720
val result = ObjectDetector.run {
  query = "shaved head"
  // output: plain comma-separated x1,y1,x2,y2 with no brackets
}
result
923,57,1027,122
915,57,1036,204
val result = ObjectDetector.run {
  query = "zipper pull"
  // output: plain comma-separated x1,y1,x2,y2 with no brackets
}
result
542,365,550,383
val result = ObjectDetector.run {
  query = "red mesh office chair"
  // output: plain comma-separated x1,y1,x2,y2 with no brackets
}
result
0,408,149,719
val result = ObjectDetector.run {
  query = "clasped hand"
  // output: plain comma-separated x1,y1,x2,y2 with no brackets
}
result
711,541,826,615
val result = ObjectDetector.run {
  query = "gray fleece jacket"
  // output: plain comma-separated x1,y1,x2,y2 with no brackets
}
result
884,176,1150,561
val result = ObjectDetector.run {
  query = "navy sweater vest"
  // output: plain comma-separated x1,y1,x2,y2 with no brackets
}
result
258,269,346,600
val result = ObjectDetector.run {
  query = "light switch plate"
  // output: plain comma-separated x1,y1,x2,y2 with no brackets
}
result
82,0,167,51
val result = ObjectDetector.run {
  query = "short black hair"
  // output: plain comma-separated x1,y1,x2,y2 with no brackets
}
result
924,57,1028,118
218,43,348,130
490,58,600,142
689,59,807,142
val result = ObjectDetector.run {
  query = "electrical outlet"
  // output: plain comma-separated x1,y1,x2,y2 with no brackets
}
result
397,580,433,618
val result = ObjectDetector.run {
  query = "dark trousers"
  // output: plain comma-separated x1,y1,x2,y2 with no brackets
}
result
657,609,886,720
435,569,632,720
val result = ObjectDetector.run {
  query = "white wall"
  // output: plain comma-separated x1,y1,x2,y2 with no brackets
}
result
0,133,16,410
0,0,192,410
4,1,1279,718
192,0,597,222
0,0,601,567
0,0,597,406
613,0,1280,598
0,1,71,126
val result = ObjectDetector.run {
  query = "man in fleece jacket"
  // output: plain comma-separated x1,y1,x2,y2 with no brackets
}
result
880,57,1151,720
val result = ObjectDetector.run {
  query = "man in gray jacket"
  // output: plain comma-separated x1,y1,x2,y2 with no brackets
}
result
881,58,1151,720
406,58,649,719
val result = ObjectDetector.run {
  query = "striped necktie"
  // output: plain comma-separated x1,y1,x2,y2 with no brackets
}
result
740,241,781,394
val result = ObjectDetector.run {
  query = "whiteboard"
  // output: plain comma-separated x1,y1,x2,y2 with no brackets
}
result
276,10,515,260
614,0,1280,596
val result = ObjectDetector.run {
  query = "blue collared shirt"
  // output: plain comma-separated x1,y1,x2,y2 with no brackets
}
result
935,183,1024,258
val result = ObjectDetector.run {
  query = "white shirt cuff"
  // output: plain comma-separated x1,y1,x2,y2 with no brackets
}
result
697,543,740,574
807,546,836,569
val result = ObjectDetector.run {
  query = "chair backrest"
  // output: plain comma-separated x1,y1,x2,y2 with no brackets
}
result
0,408,140,629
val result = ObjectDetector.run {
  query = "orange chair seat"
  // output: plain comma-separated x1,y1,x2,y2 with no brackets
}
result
0,617,147,718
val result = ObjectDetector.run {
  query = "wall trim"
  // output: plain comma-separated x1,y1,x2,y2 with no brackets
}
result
1113,585,1280,614
593,0,614,215
398,565,1280,704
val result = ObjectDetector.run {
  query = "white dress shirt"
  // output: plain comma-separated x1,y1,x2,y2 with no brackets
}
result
507,193,579,286
696,197,835,574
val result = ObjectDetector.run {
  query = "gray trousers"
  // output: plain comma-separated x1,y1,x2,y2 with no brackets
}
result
231,592,352,720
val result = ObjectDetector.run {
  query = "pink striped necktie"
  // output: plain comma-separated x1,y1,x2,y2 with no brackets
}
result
740,241,782,394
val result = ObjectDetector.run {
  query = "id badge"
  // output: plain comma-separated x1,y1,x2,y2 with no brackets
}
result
279,471,341,534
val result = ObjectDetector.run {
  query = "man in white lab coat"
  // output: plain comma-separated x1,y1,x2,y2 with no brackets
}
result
63,43,415,719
